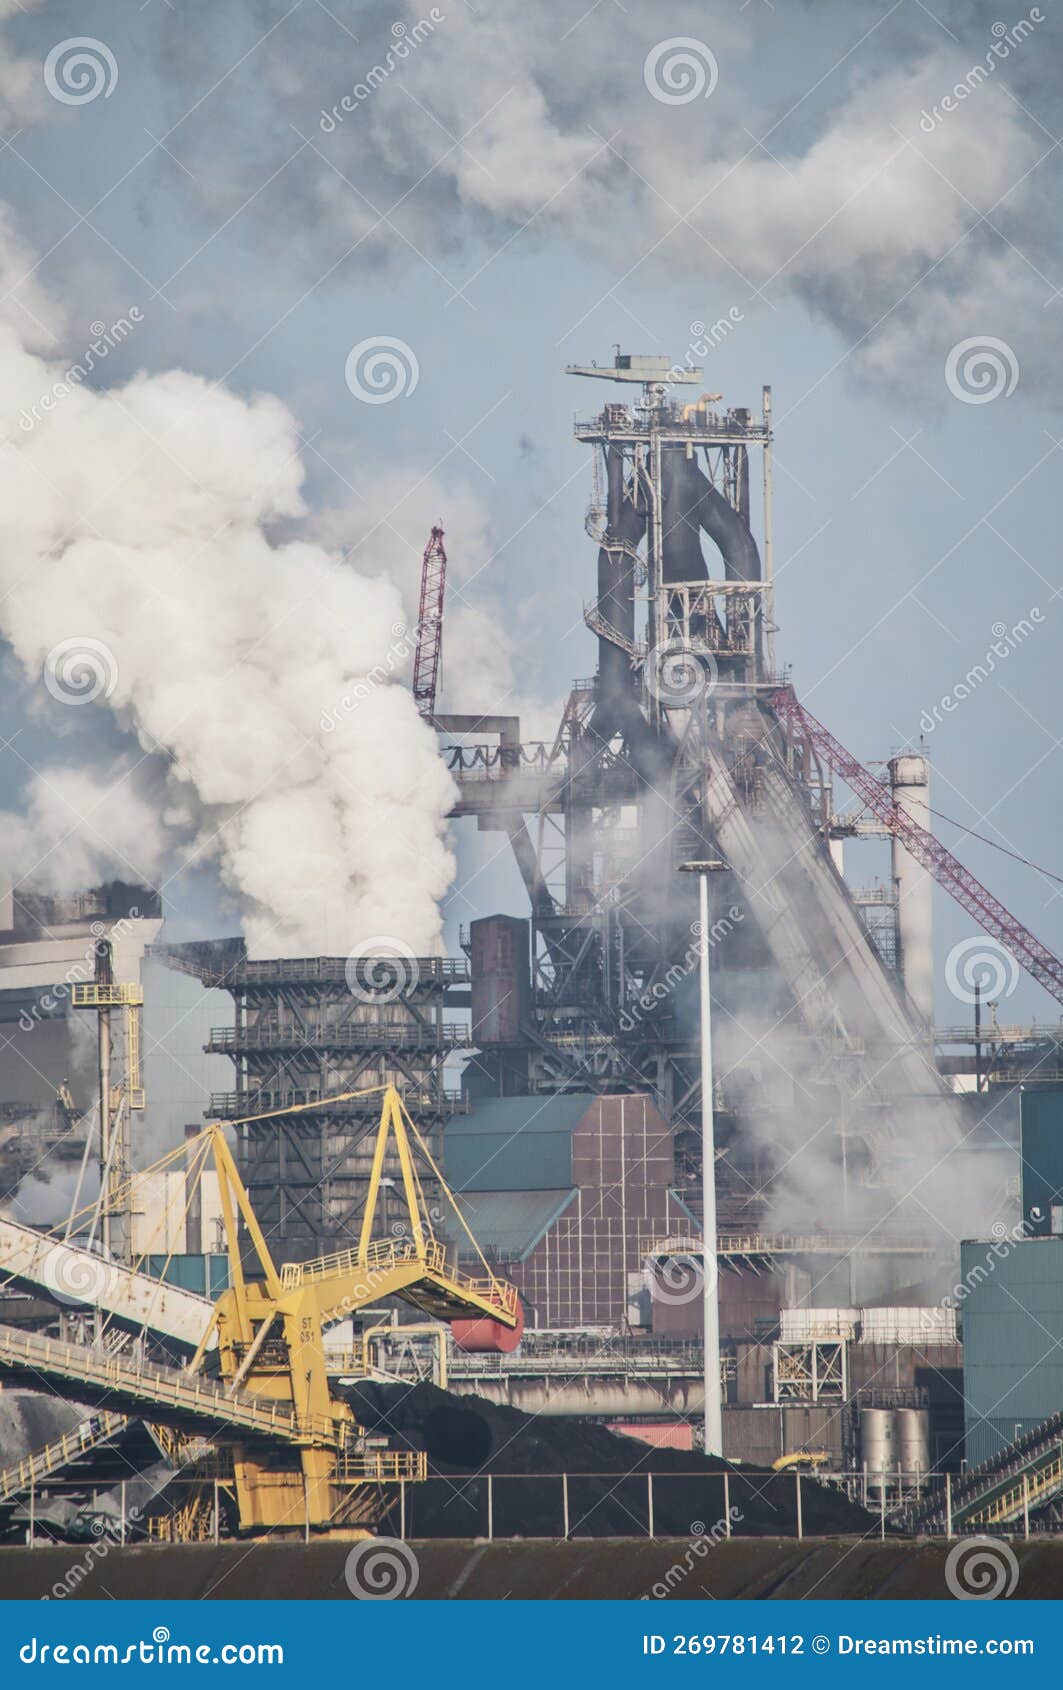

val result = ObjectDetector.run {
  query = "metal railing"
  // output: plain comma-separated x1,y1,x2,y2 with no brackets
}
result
334,1449,427,1482
222,957,469,987
206,1022,472,1052
0,1411,127,1503
0,1324,334,1447
643,1232,938,1259
280,1238,520,1322
208,1086,463,1118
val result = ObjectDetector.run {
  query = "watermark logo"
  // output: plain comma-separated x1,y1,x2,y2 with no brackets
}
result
44,38,118,105
344,1537,420,1599
944,1536,1020,1599
944,936,1019,1006
641,1509,742,1597
345,938,420,1003
651,1249,716,1307
320,619,415,733
19,916,139,1034
667,310,744,384
945,336,1019,404
320,11,445,131
944,1219,1032,1315
41,1243,119,1309
18,309,143,433
644,38,718,106
919,610,1043,734
645,637,718,708
919,10,1043,132
43,1504,144,1598
43,637,119,706
345,337,419,405
619,909,742,1033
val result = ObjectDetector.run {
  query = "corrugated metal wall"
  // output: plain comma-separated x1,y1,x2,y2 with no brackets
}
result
960,1236,1063,1465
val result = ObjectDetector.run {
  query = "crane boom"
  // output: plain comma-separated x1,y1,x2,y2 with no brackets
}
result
772,687,1063,1008
413,523,447,718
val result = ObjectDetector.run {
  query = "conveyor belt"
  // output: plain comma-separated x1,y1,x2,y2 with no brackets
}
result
0,1217,214,1351
0,1325,330,1446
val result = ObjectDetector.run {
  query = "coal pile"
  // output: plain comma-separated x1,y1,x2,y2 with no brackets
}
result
342,1381,874,1539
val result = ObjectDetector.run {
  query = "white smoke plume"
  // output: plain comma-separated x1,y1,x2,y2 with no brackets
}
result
134,0,1063,399
0,244,458,957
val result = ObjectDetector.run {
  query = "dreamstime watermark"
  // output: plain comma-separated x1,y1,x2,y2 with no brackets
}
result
40,1241,119,1309
345,336,419,404
19,914,140,1033
640,1509,743,1597
344,1536,420,1598
944,1536,1020,1599
320,619,415,732
345,937,421,1003
43,37,118,106
650,1247,717,1307
18,309,143,433
41,1505,143,1598
668,309,745,384
942,1218,1032,1316
945,336,1019,404
919,10,1043,133
619,908,743,1033
919,609,1043,734
944,936,1019,1006
644,38,718,106
43,637,119,707
645,637,719,708
320,13,445,131
20,1632,284,1665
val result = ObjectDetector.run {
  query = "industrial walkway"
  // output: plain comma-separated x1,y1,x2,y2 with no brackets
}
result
0,1325,327,1445
910,1409,1063,1531
0,1410,127,1503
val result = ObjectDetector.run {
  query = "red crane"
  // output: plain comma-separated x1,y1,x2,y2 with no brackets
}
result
772,686,1063,1009
413,524,447,719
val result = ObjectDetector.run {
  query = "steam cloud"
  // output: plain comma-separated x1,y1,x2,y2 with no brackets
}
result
138,0,1063,398
0,239,458,957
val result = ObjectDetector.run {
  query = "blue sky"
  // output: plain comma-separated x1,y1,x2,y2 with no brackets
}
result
0,0,1061,1023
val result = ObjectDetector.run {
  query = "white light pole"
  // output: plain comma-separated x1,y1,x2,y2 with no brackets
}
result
679,858,728,1458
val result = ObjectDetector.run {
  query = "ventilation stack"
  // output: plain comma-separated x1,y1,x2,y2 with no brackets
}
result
888,754,934,1027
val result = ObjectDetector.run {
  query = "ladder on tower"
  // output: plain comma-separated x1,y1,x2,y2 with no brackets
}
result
413,524,447,718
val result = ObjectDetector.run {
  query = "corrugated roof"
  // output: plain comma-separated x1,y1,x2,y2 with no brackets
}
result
449,1094,596,1138
447,1189,577,1260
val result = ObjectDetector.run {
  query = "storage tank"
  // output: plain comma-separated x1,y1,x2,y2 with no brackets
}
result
859,1305,957,1345
896,1407,931,1480
860,1407,897,1494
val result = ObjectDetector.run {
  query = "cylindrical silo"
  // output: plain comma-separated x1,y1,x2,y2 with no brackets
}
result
895,1407,931,1481
888,754,934,1025
861,1406,897,1494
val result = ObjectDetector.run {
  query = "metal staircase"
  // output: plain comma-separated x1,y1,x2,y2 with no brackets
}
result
0,1410,127,1503
909,1410,1063,1532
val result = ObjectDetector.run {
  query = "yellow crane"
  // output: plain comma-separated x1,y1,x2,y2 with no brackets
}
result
186,1083,521,1534
0,1084,522,1539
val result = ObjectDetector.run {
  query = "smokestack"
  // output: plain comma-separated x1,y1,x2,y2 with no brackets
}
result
889,754,934,1026
184,1123,202,1255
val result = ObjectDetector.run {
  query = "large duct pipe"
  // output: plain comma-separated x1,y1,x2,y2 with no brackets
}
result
595,446,644,718
660,451,762,584
889,754,935,1026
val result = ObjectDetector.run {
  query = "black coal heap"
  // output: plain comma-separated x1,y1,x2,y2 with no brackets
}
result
342,1381,874,1539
